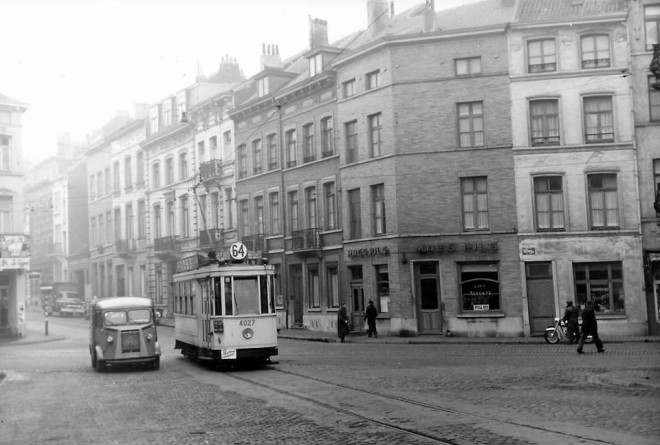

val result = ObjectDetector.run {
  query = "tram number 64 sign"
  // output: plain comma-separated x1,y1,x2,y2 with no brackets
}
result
230,242,248,260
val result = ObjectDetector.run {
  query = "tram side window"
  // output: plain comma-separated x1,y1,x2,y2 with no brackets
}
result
224,277,233,315
190,280,197,315
175,282,182,314
183,281,189,314
260,275,269,314
214,278,222,316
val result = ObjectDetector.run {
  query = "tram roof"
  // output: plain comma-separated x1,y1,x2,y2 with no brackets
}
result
173,261,274,280
93,296,154,310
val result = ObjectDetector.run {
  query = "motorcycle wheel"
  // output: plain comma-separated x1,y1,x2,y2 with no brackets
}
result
544,329,560,344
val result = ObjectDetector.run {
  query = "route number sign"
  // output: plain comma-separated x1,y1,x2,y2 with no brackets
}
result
230,242,248,260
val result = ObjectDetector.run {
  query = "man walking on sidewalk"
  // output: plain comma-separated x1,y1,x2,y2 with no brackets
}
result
364,300,378,338
577,299,604,354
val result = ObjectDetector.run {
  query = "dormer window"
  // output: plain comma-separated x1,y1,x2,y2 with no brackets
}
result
149,106,160,134
258,77,269,97
309,53,323,77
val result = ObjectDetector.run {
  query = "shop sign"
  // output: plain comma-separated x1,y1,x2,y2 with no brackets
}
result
522,247,536,255
0,257,30,270
417,241,498,255
347,246,390,258
0,235,29,258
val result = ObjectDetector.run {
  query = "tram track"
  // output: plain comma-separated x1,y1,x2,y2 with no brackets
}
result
224,366,636,445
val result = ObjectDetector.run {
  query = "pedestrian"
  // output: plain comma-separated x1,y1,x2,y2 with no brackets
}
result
561,300,579,344
577,299,605,354
337,303,349,343
364,300,378,338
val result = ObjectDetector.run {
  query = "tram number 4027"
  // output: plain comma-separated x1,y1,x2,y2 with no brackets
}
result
239,319,255,326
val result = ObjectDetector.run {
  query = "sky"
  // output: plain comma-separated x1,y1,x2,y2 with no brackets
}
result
1,0,481,165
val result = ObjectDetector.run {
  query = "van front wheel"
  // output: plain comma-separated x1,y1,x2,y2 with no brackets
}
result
153,357,160,370
96,359,106,372
91,351,97,368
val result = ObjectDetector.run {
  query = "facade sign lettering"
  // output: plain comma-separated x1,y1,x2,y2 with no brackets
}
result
346,246,390,258
416,241,498,255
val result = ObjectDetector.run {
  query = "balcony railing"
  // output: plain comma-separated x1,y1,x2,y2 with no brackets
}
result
199,159,223,181
242,234,268,253
292,228,322,251
154,235,180,253
115,238,137,257
199,228,223,248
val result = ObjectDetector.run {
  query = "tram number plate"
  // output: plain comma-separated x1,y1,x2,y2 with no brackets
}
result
221,348,237,360
239,319,255,326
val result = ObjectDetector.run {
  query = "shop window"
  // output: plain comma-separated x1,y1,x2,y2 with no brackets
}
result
308,265,320,308
326,265,339,308
375,264,389,313
573,262,624,314
460,262,500,312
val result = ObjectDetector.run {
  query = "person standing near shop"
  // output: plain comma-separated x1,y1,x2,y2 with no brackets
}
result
337,303,349,343
364,300,379,338
561,300,580,344
577,299,605,354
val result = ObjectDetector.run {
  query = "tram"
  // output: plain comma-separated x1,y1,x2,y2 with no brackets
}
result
173,242,278,366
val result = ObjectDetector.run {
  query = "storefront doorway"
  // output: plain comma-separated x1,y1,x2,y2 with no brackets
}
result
349,266,364,331
525,262,555,335
414,261,442,334
290,264,303,327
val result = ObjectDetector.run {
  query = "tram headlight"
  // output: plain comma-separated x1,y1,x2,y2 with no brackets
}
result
107,335,114,343
242,328,254,340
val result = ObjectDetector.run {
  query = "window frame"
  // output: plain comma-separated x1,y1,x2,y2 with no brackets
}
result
587,173,620,229
345,120,358,163
455,57,482,76
343,79,356,98
580,34,611,69
459,262,501,313
533,176,565,232
321,117,334,157
348,188,361,240
649,76,660,122
324,182,337,231
368,113,382,157
237,144,248,178
645,5,660,50
252,139,263,174
583,96,614,143
285,129,297,168
529,99,560,146
457,101,484,148
366,70,381,90
527,38,557,73
303,123,315,163
573,262,625,314
461,177,489,231
372,184,386,236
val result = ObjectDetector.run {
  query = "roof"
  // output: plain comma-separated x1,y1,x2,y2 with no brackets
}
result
93,297,154,310
0,92,29,110
515,0,628,23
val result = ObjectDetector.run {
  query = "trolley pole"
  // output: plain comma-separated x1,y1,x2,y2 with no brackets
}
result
44,301,49,336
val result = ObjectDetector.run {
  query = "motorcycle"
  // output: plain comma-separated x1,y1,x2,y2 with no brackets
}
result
544,317,592,344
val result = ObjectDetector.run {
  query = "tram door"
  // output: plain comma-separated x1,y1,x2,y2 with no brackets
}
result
525,262,555,336
414,261,442,334
200,280,212,349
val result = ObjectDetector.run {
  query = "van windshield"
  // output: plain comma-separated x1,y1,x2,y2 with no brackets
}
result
103,309,152,326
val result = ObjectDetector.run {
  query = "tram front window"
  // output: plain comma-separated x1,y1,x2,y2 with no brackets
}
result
232,277,260,315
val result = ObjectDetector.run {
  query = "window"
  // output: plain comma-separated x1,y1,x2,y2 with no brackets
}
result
324,182,337,230
223,130,231,146
343,79,355,98
308,265,320,308
286,129,297,167
289,191,299,233
89,176,95,200
461,177,489,230
225,188,234,229
0,135,11,171
149,107,159,134
650,76,660,121
326,265,339,308
375,264,389,313
309,53,323,77
136,151,145,186
588,173,619,229
457,102,484,148
645,5,660,50
113,162,120,194
198,141,205,164
239,199,249,236
303,123,315,162
97,172,103,197
528,39,556,73
368,113,382,157
345,120,358,163
238,144,247,178
153,204,161,238
581,34,610,69
348,188,361,239
530,99,560,145
211,192,220,228
152,162,161,188
165,157,174,184
123,156,132,189
162,100,172,127
105,167,111,194
181,196,190,237
306,187,317,229
534,176,565,231
574,262,624,314
125,204,134,239
269,192,280,235
90,217,97,246
372,184,386,235
257,77,269,97
455,57,481,75
321,117,334,156
366,70,380,90
255,196,264,234
252,139,263,174
167,202,175,235
106,211,112,242
98,214,104,244
114,207,122,241
267,134,278,170
654,160,660,217
0,197,11,232
137,200,146,238
460,263,500,312
584,96,614,143
198,195,207,229
179,152,188,180
209,136,218,159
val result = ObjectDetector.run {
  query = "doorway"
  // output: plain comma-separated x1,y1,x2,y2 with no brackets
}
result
649,271,660,335
414,261,442,334
290,264,303,327
349,266,364,331
525,262,555,335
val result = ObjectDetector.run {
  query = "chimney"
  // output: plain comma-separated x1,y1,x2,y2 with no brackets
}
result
367,0,390,38
423,0,435,33
309,17,329,50
260,43,282,70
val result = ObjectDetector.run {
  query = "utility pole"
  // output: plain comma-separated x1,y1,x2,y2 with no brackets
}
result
276,103,289,329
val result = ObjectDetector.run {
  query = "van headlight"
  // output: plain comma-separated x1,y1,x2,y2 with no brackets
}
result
107,336,114,343
146,333,153,341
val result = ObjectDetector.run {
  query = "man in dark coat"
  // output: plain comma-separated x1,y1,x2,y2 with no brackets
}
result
364,300,379,338
337,303,349,343
561,300,580,344
577,299,604,354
